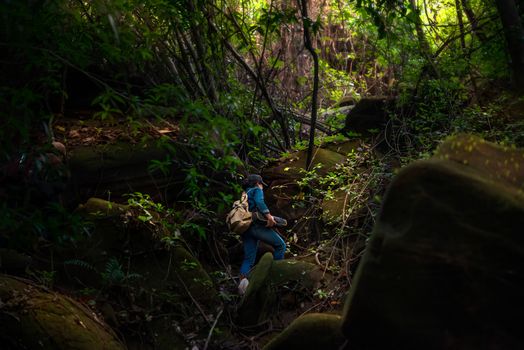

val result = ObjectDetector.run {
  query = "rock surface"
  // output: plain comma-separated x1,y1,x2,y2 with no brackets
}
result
68,142,183,202
72,198,219,308
341,96,394,136
0,274,125,349
262,140,360,221
435,134,524,190
263,313,345,350
341,135,524,349
238,253,325,326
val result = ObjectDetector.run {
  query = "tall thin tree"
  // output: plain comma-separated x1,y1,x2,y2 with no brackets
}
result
494,0,524,93
298,0,319,171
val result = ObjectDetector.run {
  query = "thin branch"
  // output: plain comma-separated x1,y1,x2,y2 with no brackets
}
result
203,308,224,350
287,110,332,134
174,271,211,325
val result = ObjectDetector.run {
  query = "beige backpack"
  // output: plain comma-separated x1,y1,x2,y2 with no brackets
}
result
226,191,252,234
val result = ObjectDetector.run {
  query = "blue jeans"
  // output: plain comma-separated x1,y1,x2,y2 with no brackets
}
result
239,222,286,276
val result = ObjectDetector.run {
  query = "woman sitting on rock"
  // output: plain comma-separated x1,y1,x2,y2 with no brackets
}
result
238,174,287,295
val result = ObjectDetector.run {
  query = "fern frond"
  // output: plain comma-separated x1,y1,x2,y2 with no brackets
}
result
64,259,96,271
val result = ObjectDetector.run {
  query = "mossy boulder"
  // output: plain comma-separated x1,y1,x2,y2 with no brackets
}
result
72,198,136,275
238,253,325,326
341,136,524,349
0,274,124,349
321,190,348,222
341,96,394,136
171,245,219,306
264,147,347,181
435,133,524,191
262,141,360,220
71,198,219,308
68,142,184,201
77,197,130,216
263,313,345,350
74,197,164,258
130,246,219,308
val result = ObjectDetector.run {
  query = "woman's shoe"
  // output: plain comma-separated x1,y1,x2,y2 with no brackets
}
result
238,278,249,295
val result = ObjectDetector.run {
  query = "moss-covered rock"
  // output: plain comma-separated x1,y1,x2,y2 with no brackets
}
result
77,197,129,217
171,246,219,306
237,253,274,326
72,198,134,282
321,190,348,221
341,137,524,349
435,133,524,191
261,140,361,221
341,96,393,136
0,274,124,349
263,313,345,350
323,139,361,156
264,147,347,181
238,253,324,326
68,142,184,201
69,198,219,311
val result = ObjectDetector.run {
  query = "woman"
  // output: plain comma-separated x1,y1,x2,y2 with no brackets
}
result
238,174,287,294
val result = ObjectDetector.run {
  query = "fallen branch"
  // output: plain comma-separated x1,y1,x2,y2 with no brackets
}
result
288,111,332,134
174,271,211,325
203,308,224,350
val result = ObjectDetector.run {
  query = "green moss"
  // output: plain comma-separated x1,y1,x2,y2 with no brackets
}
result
263,313,345,350
0,274,125,349
321,190,348,221
265,147,347,179
69,142,166,174
244,252,274,299
342,157,524,349
237,253,274,326
435,134,524,190
171,246,219,307
269,259,322,288
323,140,361,156
77,198,129,218
238,254,324,326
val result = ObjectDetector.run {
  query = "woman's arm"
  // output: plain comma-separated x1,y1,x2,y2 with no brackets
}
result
253,188,277,227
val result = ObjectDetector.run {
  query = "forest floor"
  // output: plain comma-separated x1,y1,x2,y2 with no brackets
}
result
53,113,180,147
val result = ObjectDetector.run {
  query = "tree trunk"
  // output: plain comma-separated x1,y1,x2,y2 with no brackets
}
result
494,0,524,93
460,0,487,42
455,0,467,50
298,0,320,171
456,0,480,101
410,0,439,78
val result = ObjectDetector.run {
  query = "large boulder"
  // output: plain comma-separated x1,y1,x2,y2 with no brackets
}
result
341,135,524,349
70,198,219,308
0,274,124,349
264,147,347,181
263,313,346,350
435,134,524,189
340,96,394,137
68,142,184,202
237,253,326,326
262,140,361,221
65,198,218,348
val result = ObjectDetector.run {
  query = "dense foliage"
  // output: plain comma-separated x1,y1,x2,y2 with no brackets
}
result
1,0,524,347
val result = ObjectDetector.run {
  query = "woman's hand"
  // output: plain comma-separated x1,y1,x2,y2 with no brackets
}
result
265,213,277,227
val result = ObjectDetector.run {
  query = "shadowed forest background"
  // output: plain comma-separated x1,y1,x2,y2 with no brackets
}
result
2,0,524,349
